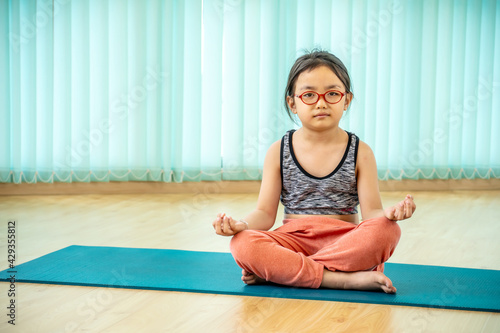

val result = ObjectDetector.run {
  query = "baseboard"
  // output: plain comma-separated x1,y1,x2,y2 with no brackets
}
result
1,179,499,196
0,180,261,196
378,178,500,191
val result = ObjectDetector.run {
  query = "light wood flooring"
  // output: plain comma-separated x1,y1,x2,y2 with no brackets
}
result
1,189,500,332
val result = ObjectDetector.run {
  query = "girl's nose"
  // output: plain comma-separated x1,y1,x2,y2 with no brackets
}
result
315,95,328,108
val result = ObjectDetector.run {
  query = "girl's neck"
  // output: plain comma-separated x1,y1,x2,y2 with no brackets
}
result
296,126,346,145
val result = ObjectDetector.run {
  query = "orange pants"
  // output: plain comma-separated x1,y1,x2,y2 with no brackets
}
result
230,216,401,289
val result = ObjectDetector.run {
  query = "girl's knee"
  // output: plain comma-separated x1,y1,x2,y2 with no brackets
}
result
229,231,246,256
360,216,401,249
378,216,401,241
229,230,264,261
349,217,401,270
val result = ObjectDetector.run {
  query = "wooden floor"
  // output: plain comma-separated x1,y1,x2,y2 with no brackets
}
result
1,189,500,332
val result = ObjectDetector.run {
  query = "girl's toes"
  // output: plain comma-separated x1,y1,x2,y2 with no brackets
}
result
381,284,397,294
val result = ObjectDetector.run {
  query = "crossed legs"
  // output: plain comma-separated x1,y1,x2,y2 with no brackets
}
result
230,216,401,293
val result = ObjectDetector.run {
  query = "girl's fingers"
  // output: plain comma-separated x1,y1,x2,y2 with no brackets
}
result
222,216,234,235
387,208,394,220
407,200,413,217
387,207,398,220
390,207,397,220
391,206,398,220
215,217,222,234
395,197,415,220
407,194,416,213
388,196,415,221
215,213,239,236
221,216,228,234
214,213,238,236
397,202,404,220
218,214,227,234
229,219,238,231
214,213,223,234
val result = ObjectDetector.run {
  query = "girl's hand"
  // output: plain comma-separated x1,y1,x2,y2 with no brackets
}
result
384,194,416,221
213,213,248,236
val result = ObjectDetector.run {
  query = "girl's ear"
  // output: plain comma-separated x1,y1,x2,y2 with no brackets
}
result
287,95,296,113
344,92,353,110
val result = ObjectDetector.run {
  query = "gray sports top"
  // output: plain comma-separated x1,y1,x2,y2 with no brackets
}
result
280,129,360,215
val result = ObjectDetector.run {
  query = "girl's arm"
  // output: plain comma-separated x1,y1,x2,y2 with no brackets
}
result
356,141,416,221
214,140,282,236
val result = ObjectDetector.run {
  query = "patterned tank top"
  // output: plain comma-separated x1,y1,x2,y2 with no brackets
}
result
280,129,360,215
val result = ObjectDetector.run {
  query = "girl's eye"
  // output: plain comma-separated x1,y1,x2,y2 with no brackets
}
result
327,91,339,96
303,93,316,98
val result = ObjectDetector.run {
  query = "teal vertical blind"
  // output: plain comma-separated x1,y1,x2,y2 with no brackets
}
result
0,0,499,183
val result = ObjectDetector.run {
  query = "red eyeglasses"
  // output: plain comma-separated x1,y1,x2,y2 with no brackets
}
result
295,90,345,105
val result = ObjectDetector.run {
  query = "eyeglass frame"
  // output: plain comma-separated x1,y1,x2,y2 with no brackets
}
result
294,90,346,105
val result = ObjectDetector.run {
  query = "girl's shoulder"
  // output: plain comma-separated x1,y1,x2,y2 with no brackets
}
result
357,139,373,155
269,138,282,152
272,129,295,153
355,139,377,172
265,138,282,161
261,139,282,175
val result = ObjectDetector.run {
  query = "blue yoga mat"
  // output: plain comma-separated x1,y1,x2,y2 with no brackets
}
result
1,245,499,312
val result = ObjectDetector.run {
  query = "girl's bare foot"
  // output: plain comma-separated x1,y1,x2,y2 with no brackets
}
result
241,269,267,285
321,269,397,294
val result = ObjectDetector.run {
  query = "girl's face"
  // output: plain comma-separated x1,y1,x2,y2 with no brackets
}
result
287,65,352,130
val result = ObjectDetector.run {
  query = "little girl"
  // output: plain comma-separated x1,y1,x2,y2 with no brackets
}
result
212,50,416,293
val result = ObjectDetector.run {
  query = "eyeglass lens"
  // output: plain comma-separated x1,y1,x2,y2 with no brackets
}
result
301,91,342,104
